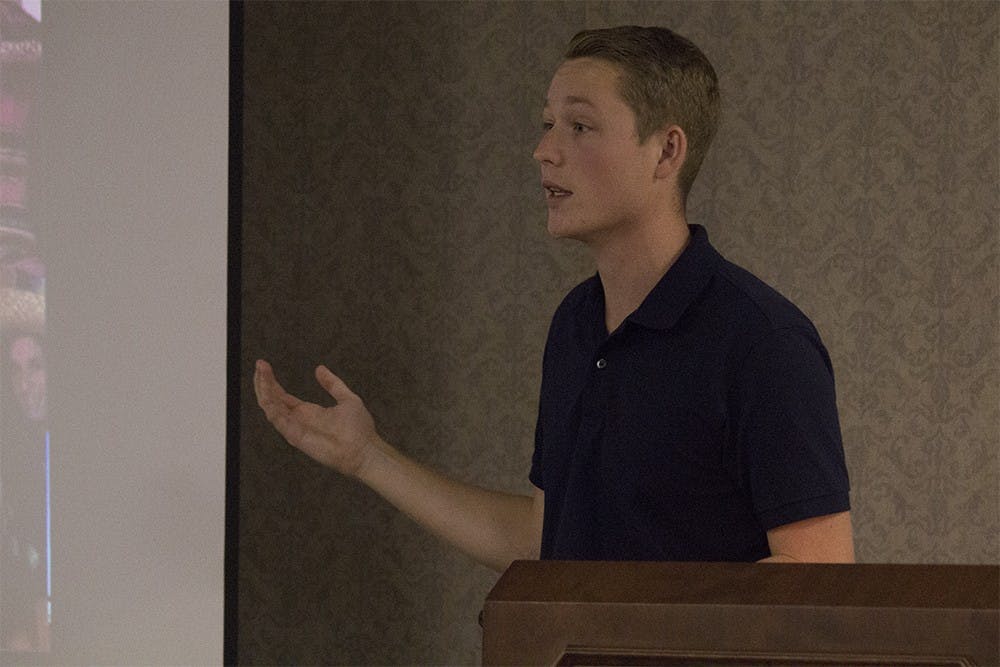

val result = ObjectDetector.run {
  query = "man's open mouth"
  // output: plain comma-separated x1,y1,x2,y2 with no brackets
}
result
543,181,573,198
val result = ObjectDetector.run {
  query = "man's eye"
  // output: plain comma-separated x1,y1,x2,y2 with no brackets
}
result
541,121,554,131
572,123,589,133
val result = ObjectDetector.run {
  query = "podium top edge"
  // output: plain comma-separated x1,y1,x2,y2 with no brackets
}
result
485,560,999,610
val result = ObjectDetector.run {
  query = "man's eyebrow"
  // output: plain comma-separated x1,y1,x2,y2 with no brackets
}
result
542,95,597,109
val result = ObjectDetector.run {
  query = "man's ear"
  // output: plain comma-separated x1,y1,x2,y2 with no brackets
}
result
654,125,687,180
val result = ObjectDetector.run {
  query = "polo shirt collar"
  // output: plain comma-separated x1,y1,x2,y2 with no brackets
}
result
614,224,722,332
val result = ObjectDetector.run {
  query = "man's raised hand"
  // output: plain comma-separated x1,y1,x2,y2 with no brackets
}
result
253,360,380,477
254,359,543,571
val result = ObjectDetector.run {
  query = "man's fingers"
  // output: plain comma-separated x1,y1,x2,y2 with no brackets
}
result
253,360,273,407
254,359,276,392
254,359,303,414
315,365,356,402
254,359,282,405
255,358,275,378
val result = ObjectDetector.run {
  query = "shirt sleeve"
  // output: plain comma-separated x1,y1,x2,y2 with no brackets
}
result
734,326,851,531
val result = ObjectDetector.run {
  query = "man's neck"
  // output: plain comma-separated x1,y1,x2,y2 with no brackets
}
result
592,215,690,335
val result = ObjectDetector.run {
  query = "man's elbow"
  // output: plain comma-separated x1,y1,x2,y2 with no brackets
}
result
761,511,855,563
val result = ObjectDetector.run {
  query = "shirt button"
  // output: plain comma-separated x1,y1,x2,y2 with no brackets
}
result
596,358,607,369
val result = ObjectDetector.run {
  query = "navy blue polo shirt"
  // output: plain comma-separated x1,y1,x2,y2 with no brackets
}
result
529,225,850,562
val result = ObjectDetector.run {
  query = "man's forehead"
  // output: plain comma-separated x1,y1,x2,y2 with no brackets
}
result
543,58,624,108
542,95,598,109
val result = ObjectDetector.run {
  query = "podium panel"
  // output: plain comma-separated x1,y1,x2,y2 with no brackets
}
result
481,561,998,666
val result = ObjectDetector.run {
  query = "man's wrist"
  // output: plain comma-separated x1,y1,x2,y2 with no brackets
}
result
353,435,392,485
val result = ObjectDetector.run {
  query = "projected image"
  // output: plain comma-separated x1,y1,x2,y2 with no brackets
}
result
0,0,48,653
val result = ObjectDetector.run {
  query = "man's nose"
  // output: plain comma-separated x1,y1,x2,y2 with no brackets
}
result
533,130,560,165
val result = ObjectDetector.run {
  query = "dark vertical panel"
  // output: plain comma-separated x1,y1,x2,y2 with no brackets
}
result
225,2,243,664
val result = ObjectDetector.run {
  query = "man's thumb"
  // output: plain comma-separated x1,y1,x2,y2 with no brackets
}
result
315,365,355,402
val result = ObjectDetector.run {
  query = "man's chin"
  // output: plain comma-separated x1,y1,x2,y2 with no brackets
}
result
546,216,594,244
546,214,579,240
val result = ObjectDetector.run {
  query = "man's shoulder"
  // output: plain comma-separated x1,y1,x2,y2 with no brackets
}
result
705,256,819,337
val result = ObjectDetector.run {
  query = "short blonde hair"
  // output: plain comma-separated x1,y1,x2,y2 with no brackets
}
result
565,26,720,202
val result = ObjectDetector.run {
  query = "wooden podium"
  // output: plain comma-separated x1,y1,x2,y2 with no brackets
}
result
481,561,999,666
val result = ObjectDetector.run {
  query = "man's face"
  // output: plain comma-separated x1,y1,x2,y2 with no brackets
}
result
533,58,663,243
10,335,46,421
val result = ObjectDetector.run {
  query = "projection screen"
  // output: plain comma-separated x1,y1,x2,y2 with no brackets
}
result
1,1,228,663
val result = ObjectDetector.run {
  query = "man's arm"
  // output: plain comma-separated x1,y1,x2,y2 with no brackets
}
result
254,359,543,572
759,511,855,563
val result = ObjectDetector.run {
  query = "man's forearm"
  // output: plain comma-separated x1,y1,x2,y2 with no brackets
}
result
356,438,540,572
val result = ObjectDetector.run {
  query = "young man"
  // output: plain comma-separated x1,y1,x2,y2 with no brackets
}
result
254,26,854,570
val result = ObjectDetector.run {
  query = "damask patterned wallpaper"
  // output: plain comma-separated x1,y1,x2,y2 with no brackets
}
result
239,2,997,663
